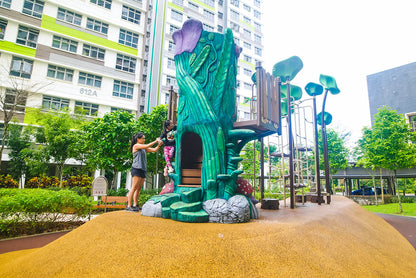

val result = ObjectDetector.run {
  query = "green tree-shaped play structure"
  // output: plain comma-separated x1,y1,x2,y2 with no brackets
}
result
171,19,256,201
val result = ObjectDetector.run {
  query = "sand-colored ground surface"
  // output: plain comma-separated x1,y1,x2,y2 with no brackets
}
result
0,196,415,277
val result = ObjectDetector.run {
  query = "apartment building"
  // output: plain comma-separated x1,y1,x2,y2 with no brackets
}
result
145,0,263,120
0,0,149,123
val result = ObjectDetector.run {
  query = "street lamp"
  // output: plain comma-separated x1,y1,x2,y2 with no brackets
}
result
304,82,324,205
272,56,303,209
318,74,340,204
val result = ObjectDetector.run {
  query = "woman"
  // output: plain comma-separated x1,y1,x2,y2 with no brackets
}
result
126,132,162,212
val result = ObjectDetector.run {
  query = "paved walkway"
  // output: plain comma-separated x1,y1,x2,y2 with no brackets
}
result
1,206,415,255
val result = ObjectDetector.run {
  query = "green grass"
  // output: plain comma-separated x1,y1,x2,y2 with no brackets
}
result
362,203,416,217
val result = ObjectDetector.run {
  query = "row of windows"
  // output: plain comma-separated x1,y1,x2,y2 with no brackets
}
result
1,19,138,73
9,56,135,100
230,0,261,19
2,2,141,43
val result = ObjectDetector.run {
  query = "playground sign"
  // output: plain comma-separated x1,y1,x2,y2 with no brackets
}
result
92,176,108,196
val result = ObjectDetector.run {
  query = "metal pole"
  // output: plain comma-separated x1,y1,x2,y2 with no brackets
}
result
321,89,331,204
287,78,295,209
260,138,265,200
312,96,322,204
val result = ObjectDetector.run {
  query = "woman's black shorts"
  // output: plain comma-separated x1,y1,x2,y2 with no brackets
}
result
131,168,146,178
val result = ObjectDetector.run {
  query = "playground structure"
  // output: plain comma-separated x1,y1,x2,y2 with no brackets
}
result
143,19,337,222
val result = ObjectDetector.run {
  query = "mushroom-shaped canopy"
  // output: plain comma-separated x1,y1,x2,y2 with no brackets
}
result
272,56,303,82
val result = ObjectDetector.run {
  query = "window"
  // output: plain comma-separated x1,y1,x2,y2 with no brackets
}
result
169,25,179,35
254,22,261,32
0,0,11,8
119,29,139,48
52,35,78,53
90,0,111,10
22,0,44,18
111,107,132,113
87,18,108,34
217,25,223,33
243,28,251,39
234,37,240,45
57,8,82,25
166,75,176,86
243,4,251,12
171,9,183,22
16,25,39,48
243,55,252,63
0,18,7,40
243,16,251,24
254,9,261,19
189,2,198,11
113,80,134,99
167,58,175,70
116,54,136,73
218,12,223,19
10,56,33,78
141,90,145,97
172,0,183,6
82,44,105,60
203,0,214,8
230,0,239,8
42,95,70,111
218,0,223,6
230,22,239,33
204,9,214,21
254,0,260,8
122,5,141,24
254,34,261,44
243,41,251,50
230,9,239,21
243,68,252,76
243,82,251,90
47,64,74,81
75,101,98,116
4,89,27,112
78,72,102,88
168,41,176,53
203,24,213,31
254,46,262,56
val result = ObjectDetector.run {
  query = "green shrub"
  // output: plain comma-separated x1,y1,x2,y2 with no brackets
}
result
0,188,93,238
0,175,19,188
26,176,63,188
107,188,129,197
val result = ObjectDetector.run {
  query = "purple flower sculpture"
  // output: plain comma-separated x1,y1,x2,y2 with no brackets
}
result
172,19,202,56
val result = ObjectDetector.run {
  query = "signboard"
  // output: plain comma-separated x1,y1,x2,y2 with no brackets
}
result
92,176,108,196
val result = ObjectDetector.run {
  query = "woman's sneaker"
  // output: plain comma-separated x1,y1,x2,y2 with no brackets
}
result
132,206,141,212
125,206,134,212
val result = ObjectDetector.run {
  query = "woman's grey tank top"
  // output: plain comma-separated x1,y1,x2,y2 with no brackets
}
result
132,149,146,170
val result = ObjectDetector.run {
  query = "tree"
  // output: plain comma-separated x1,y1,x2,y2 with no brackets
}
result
82,111,139,189
0,66,51,170
5,123,31,180
357,106,416,212
315,128,350,174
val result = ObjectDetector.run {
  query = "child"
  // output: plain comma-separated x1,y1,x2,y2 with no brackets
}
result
160,120,177,176
126,132,162,212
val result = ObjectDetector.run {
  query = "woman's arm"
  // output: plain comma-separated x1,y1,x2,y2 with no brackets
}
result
133,139,160,152
147,139,163,153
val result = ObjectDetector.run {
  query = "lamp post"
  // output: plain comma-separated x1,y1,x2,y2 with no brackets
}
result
272,56,303,209
305,83,324,205
318,74,340,204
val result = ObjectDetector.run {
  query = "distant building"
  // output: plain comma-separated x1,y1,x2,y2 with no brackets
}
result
367,62,416,130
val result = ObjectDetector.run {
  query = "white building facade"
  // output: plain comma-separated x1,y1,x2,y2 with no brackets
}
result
0,0,149,121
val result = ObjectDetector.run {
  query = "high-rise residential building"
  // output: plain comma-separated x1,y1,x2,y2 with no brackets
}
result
145,0,263,120
0,0,149,124
367,62,416,130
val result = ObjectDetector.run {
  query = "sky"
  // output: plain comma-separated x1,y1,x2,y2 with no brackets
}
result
262,0,416,146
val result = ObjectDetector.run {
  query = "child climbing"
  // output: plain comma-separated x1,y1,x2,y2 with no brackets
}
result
160,120,177,176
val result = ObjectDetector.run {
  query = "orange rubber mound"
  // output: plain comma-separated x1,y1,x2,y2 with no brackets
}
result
0,196,415,277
